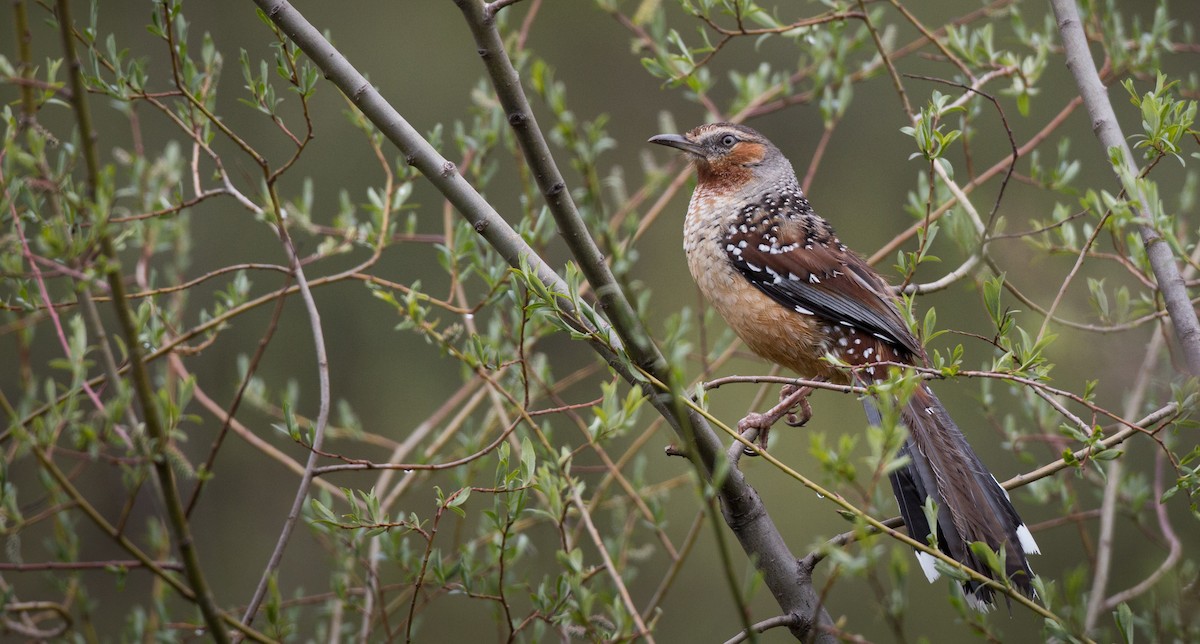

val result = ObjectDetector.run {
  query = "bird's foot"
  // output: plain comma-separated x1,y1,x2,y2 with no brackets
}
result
780,384,814,427
736,384,816,456
736,412,774,456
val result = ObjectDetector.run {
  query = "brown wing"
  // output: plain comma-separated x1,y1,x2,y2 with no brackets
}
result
723,198,924,361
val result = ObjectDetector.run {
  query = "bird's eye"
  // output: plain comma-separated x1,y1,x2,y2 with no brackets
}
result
720,134,737,147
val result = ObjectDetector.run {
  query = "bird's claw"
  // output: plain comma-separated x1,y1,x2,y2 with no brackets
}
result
735,384,816,456
778,384,814,427
736,413,771,456
785,395,812,427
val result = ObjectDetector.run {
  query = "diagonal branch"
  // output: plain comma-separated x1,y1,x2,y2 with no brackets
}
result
452,0,663,374
454,0,837,638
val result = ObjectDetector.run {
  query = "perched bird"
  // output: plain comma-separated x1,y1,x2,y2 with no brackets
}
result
650,122,1039,608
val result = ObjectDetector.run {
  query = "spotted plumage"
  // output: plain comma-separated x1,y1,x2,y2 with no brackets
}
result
651,122,1040,608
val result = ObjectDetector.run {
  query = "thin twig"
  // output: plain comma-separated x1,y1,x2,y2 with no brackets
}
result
167,358,341,498
858,0,913,117
1037,213,1112,342
240,194,334,628
4,164,128,446
723,614,802,644
1101,450,1181,610
1084,319,1164,630
569,485,654,640
184,273,293,516
867,96,1083,266
0,559,184,572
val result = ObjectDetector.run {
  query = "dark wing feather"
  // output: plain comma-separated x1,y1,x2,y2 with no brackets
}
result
724,212,923,359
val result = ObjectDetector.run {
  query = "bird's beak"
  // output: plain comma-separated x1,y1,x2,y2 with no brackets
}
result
648,133,705,157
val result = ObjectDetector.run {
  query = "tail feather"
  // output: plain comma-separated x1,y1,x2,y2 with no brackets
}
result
870,384,1038,608
886,442,940,583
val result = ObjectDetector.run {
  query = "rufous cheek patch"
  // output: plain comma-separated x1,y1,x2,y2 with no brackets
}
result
727,141,766,165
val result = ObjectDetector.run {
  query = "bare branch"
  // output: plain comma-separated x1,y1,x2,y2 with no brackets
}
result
1102,451,1182,610
723,614,802,644
240,191,335,630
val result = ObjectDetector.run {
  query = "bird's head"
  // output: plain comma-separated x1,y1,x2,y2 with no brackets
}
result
648,123,788,190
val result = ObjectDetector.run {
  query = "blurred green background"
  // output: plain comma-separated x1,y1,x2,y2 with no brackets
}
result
4,0,1198,641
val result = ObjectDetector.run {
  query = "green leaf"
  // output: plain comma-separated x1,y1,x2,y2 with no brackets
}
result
1113,602,1134,644
968,541,1003,576
520,437,536,485
446,487,471,518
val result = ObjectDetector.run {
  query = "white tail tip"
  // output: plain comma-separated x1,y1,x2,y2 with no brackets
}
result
915,551,941,583
1016,524,1041,555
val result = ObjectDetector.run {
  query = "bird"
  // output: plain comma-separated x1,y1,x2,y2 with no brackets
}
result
649,122,1039,609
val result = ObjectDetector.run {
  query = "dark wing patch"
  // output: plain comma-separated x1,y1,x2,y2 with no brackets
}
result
724,209,923,359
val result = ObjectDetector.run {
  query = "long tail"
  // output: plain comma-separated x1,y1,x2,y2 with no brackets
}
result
869,384,1039,609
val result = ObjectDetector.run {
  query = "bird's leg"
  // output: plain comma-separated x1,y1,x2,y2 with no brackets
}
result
736,383,816,455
